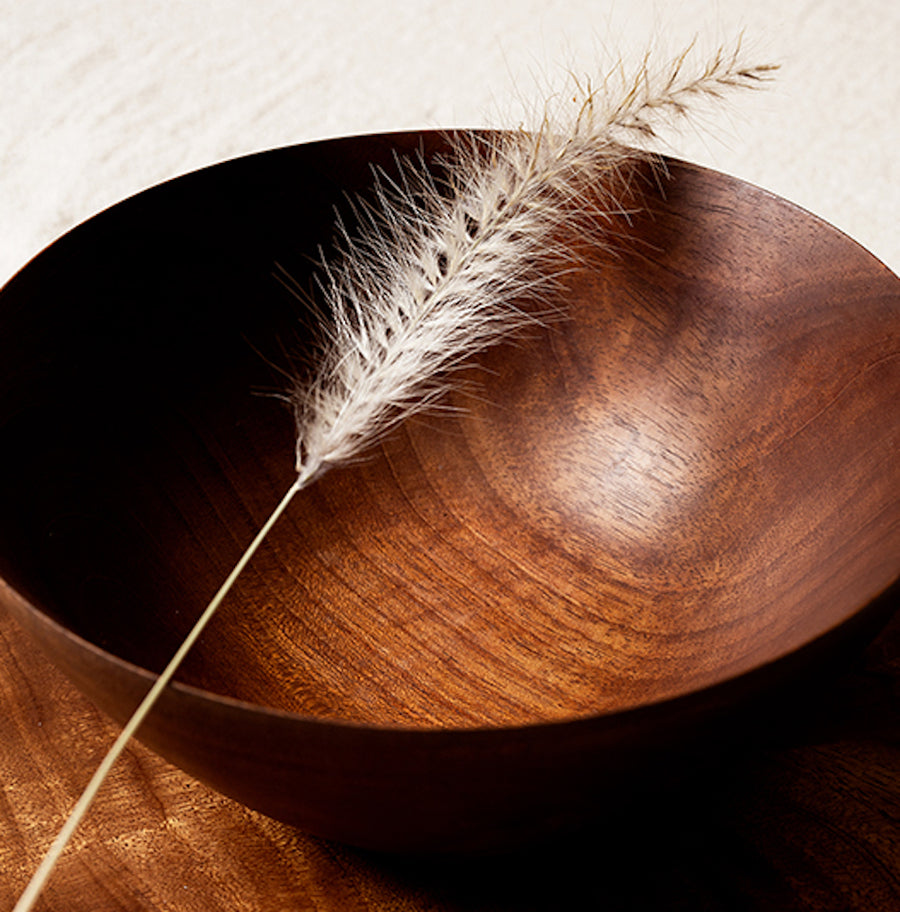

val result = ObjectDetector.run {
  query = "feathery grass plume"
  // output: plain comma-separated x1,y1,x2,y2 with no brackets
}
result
14,38,776,911
289,41,776,485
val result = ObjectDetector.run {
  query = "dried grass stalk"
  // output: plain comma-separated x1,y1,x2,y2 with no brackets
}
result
14,37,776,911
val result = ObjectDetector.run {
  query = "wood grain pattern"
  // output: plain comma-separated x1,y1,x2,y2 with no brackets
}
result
2,602,899,910
0,130,898,864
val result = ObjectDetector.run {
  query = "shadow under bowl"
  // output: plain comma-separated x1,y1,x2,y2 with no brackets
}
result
0,131,898,852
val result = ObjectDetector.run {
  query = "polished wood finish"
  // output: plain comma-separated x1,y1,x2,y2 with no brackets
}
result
0,131,898,860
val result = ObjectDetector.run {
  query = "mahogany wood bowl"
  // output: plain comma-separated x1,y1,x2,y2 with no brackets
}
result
0,131,898,853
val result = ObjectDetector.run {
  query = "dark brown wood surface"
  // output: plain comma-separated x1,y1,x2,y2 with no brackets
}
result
0,132,898,904
2,602,899,910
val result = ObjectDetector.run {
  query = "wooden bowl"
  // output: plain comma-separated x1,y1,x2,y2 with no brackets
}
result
0,132,898,853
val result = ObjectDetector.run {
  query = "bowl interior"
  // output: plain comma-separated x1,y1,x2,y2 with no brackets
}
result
0,134,898,730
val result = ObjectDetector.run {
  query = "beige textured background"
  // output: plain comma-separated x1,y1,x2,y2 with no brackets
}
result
1,0,898,284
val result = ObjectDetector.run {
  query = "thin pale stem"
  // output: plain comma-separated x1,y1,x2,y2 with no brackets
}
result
13,479,303,912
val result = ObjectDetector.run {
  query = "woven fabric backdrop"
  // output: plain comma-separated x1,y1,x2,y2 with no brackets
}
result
2,0,898,285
